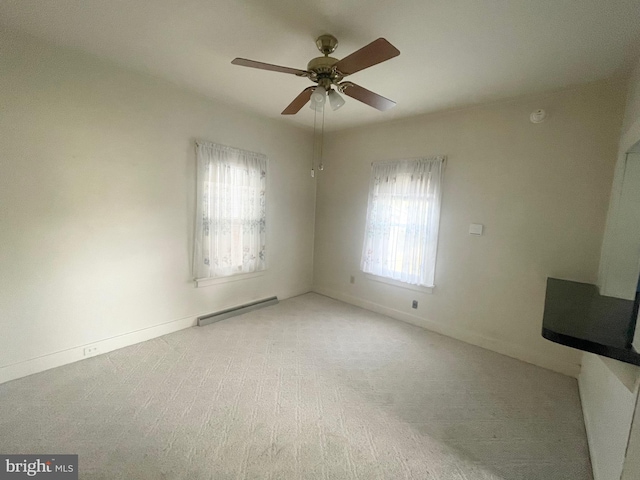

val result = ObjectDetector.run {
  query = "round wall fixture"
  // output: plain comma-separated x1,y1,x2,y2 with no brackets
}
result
530,109,547,123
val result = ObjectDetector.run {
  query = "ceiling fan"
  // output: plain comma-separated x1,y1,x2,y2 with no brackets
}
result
231,35,400,115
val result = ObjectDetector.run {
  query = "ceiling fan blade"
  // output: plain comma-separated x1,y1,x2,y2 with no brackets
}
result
231,58,310,76
282,87,315,115
340,82,396,111
334,38,400,76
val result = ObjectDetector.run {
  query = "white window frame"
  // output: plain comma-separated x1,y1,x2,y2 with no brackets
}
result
360,156,445,288
193,141,267,284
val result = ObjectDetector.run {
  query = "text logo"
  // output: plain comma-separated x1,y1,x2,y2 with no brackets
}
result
0,455,77,479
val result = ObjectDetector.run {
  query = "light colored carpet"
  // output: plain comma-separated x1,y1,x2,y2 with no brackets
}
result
0,293,592,479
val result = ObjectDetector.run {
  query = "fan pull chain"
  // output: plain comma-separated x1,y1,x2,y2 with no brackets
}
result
318,105,325,171
311,105,317,177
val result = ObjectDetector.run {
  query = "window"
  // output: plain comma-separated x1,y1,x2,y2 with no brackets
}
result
361,157,444,288
193,141,267,280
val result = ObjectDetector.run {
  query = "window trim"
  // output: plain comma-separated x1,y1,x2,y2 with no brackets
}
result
361,156,445,288
193,140,268,281
195,271,265,288
364,273,434,293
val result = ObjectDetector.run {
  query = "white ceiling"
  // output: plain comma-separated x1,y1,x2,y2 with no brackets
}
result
2,0,640,131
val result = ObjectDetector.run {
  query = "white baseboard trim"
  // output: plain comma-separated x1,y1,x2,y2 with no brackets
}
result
578,372,600,480
0,287,310,386
313,286,581,378
0,314,197,385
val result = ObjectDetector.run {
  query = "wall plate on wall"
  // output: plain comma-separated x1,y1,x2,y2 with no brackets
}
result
469,223,484,236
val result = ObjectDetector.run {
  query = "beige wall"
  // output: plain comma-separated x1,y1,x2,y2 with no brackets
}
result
600,58,640,300
313,80,626,376
621,392,640,480
579,354,638,480
621,59,640,145
581,56,640,480
0,30,315,380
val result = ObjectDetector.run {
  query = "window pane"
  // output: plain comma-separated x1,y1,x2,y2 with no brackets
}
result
361,158,444,287
194,142,267,279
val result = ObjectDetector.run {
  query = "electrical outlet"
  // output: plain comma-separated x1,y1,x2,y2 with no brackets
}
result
350,275,355,284
412,300,418,309
83,346,100,357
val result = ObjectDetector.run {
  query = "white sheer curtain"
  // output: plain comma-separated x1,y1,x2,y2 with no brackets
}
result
361,156,444,287
193,141,267,280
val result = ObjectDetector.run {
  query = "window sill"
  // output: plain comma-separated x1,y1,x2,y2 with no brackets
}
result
195,271,265,288
364,273,433,294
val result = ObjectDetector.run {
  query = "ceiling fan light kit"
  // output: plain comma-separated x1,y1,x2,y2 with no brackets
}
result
328,89,346,111
310,86,326,111
231,34,400,115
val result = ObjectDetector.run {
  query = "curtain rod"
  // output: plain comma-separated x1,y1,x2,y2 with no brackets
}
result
371,156,446,166
195,140,267,158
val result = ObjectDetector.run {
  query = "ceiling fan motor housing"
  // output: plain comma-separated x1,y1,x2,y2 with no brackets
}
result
307,57,343,90
307,56,339,75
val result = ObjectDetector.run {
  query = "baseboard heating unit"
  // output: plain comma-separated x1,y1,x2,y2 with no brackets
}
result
197,296,279,327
